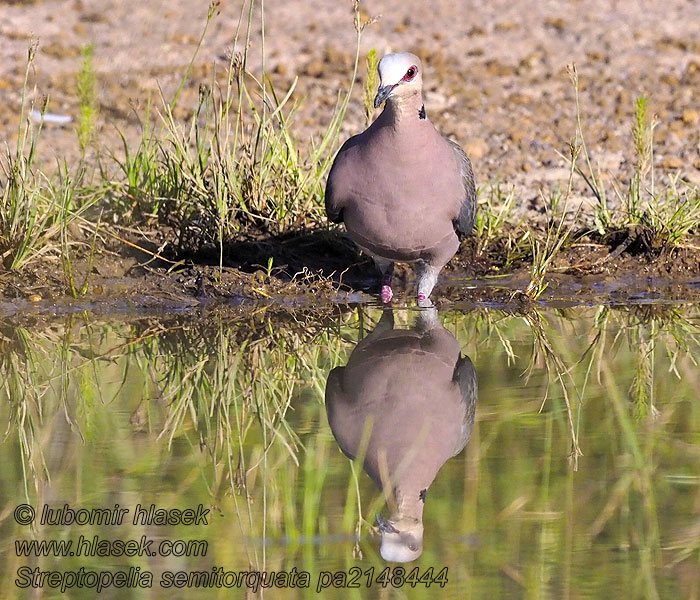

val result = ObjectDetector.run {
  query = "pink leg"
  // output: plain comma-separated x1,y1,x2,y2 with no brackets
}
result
417,262,440,303
417,292,433,307
381,272,393,304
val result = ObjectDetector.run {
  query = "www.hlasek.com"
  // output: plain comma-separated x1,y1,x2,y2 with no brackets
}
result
15,535,208,558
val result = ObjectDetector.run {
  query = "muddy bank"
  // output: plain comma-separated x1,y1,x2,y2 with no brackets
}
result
2,228,699,321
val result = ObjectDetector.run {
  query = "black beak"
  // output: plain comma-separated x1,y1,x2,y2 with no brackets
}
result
376,512,399,534
373,84,397,109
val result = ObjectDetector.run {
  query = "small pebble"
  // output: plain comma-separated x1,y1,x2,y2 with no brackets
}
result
682,109,699,124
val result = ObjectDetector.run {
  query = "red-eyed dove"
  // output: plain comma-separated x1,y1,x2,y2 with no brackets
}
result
325,308,477,562
325,52,477,304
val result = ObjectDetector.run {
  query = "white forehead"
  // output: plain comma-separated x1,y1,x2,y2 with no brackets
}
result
380,536,422,563
378,52,420,84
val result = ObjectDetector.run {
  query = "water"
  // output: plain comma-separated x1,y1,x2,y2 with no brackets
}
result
1,304,699,598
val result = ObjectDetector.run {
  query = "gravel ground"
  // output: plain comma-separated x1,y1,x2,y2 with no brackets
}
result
3,0,700,204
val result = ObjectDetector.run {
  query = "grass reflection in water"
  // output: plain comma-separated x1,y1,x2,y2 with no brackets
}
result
0,303,699,599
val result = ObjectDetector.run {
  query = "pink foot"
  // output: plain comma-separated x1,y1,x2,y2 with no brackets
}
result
417,292,433,307
381,285,393,304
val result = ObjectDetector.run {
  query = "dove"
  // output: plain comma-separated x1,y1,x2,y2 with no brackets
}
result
325,308,477,562
325,52,477,304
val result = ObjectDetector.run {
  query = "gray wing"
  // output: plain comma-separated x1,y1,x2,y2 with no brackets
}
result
324,136,360,224
324,165,344,224
445,138,477,238
452,354,477,456
324,366,357,460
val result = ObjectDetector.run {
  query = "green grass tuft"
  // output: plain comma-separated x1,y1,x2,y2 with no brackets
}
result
362,49,379,126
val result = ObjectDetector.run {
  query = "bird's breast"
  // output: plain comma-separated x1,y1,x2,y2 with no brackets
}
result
333,123,464,259
342,168,461,260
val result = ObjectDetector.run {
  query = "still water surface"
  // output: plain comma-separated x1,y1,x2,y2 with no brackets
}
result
0,304,698,598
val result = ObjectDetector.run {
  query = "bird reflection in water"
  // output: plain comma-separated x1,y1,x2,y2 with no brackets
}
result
325,308,476,562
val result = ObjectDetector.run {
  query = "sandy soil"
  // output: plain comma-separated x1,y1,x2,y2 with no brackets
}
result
3,0,700,192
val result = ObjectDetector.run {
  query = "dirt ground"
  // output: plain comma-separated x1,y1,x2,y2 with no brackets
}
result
4,0,700,188
1,231,699,320
1,0,700,310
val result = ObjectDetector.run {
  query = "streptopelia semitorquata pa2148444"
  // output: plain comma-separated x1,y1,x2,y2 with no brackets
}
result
325,52,477,304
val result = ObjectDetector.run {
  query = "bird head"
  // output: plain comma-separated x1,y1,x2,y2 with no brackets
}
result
377,512,424,562
374,52,423,109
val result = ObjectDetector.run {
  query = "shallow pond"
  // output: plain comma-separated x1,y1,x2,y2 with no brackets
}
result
1,302,699,599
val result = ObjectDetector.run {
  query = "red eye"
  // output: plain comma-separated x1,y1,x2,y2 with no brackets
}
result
403,65,418,81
